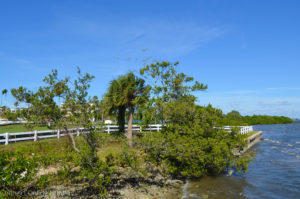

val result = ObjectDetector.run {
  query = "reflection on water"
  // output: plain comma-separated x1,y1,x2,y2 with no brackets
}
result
181,123,300,199
182,176,249,199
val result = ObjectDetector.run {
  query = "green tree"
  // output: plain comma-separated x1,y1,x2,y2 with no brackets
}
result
140,61,207,124
43,69,69,108
227,110,242,119
10,68,95,142
9,68,112,196
104,78,127,133
1,89,8,107
137,61,250,177
104,72,150,140
10,70,68,128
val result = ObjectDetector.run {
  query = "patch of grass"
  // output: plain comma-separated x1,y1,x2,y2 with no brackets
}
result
0,133,146,198
0,137,71,154
0,124,80,134
0,136,82,168
241,131,259,139
0,124,51,134
0,135,132,167
97,142,123,160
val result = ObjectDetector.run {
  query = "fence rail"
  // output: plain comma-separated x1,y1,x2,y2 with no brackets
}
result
0,124,163,145
221,126,254,134
0,124,252,145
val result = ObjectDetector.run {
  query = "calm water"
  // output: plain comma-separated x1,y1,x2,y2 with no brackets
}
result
182,123,300,199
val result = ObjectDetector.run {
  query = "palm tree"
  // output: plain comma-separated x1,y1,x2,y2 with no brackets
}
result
2,89,8,107
105,73,149,140
105,78,127,133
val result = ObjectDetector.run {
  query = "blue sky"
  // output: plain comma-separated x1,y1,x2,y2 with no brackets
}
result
1,0,300,118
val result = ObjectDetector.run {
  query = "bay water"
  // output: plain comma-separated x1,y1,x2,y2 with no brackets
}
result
181,123,300,199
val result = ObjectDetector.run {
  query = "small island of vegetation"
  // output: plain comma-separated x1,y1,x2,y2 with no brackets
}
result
0,61,293,198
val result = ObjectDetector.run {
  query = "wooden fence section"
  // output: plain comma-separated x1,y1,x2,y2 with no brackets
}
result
0,124,163,145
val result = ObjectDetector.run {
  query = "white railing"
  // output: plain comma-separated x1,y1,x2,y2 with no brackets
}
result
222,126,254,134
0,125,253,145
0,124,163,145
104,124,162,133
0,121,25,126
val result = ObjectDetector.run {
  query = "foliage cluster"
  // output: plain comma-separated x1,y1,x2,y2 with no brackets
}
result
220,110,294,126
104,72,150,139
132,61,250,177
0,134,125,198
0,152,38,198
136,104,249,177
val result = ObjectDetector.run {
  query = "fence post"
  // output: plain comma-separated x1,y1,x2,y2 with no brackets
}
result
157,125,159,132
77,128,80,136
34,130,37,141
107,126,110,134
5,133,9,145
57,129,60,139
139,125,142,132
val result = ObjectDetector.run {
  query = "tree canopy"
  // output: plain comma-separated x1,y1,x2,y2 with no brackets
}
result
104,72,150,139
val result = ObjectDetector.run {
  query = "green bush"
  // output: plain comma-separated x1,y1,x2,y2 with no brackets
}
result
36,175,51,189
105,153,116,167
0,152,38,196
137,123,249,177
119,150,139,169
76,129,114,198
77,154,113,198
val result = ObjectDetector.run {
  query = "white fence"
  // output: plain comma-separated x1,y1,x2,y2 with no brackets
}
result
222,126,254,134
0,124,163,145
0,121,25,126
0,125,253,145
104,124,162,133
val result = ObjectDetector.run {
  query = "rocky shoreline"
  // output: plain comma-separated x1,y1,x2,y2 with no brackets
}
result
108,178,184,199
25,180,183,199
24,164,185,199
107,165,184,198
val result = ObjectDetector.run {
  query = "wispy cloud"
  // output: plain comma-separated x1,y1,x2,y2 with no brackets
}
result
257,100,292,108
56,17,228,58
198,93,300,117
0,51,38,70
267,87,300,91
210,90,259,96
121,21,227,57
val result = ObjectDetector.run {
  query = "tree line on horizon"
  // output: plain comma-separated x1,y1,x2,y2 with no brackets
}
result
219,110,293,126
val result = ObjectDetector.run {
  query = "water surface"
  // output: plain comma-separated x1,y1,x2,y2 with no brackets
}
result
182,123,300,199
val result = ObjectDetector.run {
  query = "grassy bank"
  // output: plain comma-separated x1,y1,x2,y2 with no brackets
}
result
241,131,259,139
0,124,252,198
0,124,51,134
0,133,181,198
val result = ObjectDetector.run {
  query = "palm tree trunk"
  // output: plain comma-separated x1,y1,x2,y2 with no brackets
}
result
127,106,134,140
118,106,126,133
